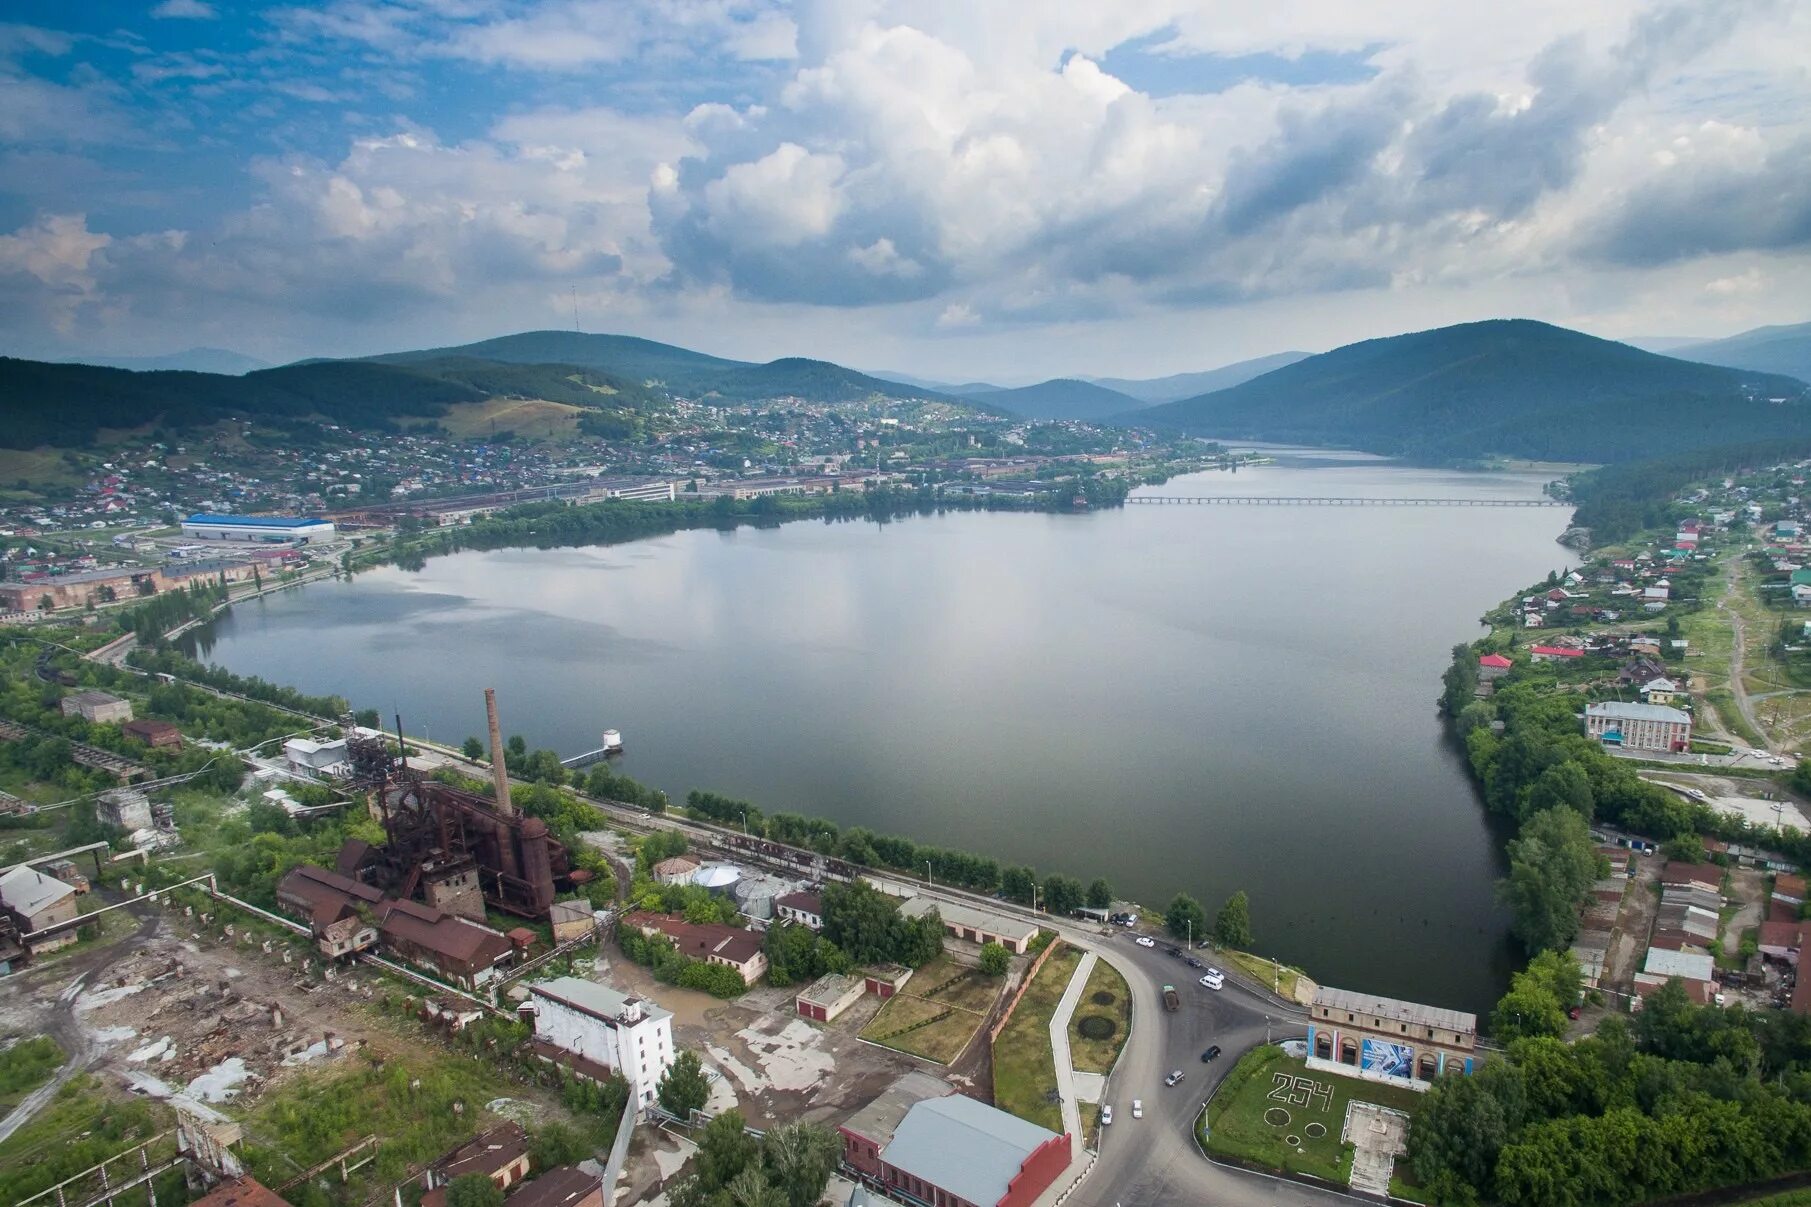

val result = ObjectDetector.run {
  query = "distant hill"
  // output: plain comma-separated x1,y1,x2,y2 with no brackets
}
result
364,330,747,395
1124,319,1811,463
1670,321,1811,385
0,357,486,449
1090,351,1311,405
959,377,1143,421
70,347,271,375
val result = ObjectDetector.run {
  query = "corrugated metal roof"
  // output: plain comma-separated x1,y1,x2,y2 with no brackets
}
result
898,895,1039,942
841,1071,954,1146
0,865,75,917
881,1094,1063,1206
185,514,330,528
1643,948,1715,981
1312,985,1477,1034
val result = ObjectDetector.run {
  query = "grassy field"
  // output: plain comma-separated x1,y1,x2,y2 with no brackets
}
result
859,992,988,1064
436,397,585,440
0,447,82,494
1069,957,1130,1075
0,1074,185,1206
0,1036,64,1113
992,943,1083,1133
1738,1190,1811,1206
1221,949,1305,1002
913,954,1005,1014
1202,1046,1424,1186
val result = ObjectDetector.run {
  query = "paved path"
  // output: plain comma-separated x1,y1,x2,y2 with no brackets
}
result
1049,950,1095,1147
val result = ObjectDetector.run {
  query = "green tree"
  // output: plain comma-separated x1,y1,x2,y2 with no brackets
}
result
1085,878,1113,910
1000,865,1038,905
462,736,484,760
1442,643,1480,717
1497,807,1601,954
978,942,1009,976
1165,893,1206,943
446,1175,505,1207
658,1050,711,1120
1213,890,1253,949
529,1121,590,1169
1408,1060,1524,1202
761,1122,840,1207
1042,874,1084,916
1525,761,1595,821
507,733,527,761
1491,951,1580,1041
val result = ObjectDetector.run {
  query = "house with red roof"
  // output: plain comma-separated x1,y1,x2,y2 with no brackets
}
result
1478,653,1512,681
1529,645,1585,662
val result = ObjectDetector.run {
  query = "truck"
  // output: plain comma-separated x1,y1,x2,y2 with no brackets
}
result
1163,984,1180,1012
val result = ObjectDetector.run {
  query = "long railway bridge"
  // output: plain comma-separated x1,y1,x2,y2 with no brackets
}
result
1126,495,1566,507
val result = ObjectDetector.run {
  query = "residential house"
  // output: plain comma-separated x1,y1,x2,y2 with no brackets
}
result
774,890,824,930
1529,645,1585,663
1477,654,1512,681
623,912,768,985
1642,678,1680,705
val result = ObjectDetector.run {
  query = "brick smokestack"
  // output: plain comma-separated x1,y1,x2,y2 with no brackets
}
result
484,688,514,815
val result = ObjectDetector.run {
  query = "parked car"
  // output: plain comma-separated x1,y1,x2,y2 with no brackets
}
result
1131,1099,1143,1119
1101,1104,1113,1125
1185,957,1204,969
1200,973,1224,990
1567,1005,1582,1020
1166,946,1183,958
1136,936,1156,948
1201,1045,1222,1062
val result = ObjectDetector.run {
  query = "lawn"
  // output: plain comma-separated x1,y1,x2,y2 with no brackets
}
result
1202,1046,1424,1186
912,954,1007,1014
1069,957,1130,1076
436,398,585,440
1221,949,1306,1002
859,992,988,1064
992,943,1083,1132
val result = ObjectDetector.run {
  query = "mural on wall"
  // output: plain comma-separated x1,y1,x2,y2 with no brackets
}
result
1361,1038,1415,1079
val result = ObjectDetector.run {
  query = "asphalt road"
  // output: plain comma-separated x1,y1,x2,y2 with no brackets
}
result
1072,935,1351,1207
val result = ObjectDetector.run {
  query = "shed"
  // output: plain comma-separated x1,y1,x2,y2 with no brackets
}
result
796,973,865,1023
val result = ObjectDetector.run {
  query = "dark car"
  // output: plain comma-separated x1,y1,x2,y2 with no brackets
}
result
1185,957,1204,969
1201,1045,1222,1062
1166,946,1183,958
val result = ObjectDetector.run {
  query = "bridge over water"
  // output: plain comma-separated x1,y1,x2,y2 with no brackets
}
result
1126,495,1567,507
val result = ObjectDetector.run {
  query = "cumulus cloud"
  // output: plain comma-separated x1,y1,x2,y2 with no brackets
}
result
1588,134,1811,266
151,0,219,19
0,213,113,332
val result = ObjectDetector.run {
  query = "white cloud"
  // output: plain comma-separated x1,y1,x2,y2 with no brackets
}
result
0,212,113,332
151,0,219,19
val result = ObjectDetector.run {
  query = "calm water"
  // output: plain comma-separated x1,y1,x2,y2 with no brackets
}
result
187,451,1577,1014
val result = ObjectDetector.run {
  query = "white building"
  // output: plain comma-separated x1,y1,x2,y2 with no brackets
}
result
526,977,675,1113
1585,701,1691,753
181,513,335,544
284,737,351,779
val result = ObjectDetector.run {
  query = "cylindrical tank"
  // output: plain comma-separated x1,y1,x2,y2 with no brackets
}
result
520,816,555,916
601,729,623,752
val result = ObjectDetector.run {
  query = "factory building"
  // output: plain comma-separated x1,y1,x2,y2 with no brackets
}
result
1306,985,1478,1088
524,976,675,1112
181,514,336,544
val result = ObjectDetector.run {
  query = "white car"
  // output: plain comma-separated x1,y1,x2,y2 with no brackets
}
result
1199,973,1223,990
1131,1099,1143,1119
1101,1104,1113,1126
1135,936,1156,948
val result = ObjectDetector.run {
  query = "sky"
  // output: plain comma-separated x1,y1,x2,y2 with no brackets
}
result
1,0,1808,382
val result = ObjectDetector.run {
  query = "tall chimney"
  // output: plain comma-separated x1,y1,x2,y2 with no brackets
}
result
484,688,514,815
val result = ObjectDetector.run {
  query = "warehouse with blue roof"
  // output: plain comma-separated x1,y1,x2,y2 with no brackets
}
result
181,513,335,544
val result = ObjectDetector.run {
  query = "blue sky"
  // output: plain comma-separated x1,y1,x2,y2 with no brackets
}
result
1,1,1807,380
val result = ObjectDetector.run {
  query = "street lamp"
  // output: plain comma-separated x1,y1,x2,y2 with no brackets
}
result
925,861,933,886
740,811,748,836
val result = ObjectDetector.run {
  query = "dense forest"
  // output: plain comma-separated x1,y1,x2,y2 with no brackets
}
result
1566,436,1811,543
1130,320,1809,464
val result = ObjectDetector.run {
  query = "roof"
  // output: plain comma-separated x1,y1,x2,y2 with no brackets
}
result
898,895,1040,943
278,863,384,907
881,1093,1065,1207
1643,948,1716,981
0,865,76,917
1478,654,1512,668
651,854,700,876
1586,701,1692,724
1642,678,1678,692
65,690,125,707
530,975,669,1026
1759,920,1803,949
1530,645,1584,657
691,863,741,889
1312,985,1477,1035
1775,874,1807,897
378,899,513,967
505,1167,602,1207
189,1176,293,1207
775,890,823,915
1660,862,1724,890
842,1071,955,1145
122,718,180,735
185,513,331,528
625,912,764,966
797,972,862,1008
438,1122,529,1181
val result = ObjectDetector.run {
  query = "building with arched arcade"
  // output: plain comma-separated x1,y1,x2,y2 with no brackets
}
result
1305,986,1478,1090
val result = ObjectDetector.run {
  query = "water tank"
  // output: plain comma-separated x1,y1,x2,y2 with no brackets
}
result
601,729,623,752
692,863,741,893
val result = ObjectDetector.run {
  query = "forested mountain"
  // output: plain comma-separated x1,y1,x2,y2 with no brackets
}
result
1669,321,1811,384
1090,350,1311,405
0,357,486,449
704,357,962,405
1124,319,1810,463
363,330,746,394
955,377,1142,420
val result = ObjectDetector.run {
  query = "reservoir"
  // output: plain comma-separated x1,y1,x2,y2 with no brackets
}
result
186,451,1577,1014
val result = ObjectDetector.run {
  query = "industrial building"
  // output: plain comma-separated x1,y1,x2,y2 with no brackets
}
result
1586,701,1692,752
181,513,336,544
420,1122,532,1207
283,737,351,779
898,895,1040,954
524,976,675,1112
775,890,824,930
123,718,183,748
840,1073,1072,1207
1306,985,1478,1086
61,690,133,724
796,972,865,1023
0,865,80,954
623,912,768,985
